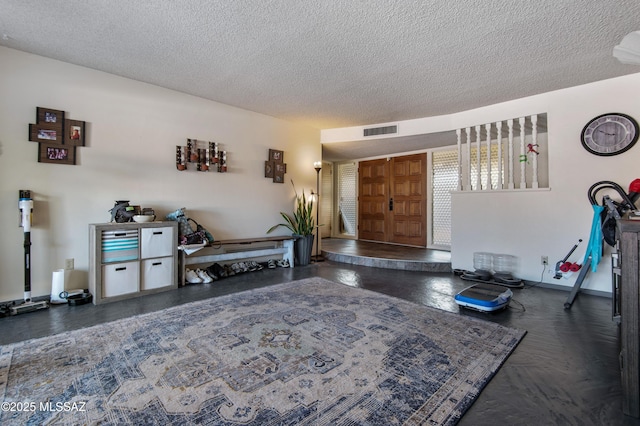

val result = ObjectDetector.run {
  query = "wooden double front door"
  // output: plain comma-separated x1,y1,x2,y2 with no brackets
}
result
358,153,427,247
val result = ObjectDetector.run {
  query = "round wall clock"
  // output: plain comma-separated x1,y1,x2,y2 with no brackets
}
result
581,113,639,156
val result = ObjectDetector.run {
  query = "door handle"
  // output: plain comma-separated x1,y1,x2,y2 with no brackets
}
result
389,198,393,211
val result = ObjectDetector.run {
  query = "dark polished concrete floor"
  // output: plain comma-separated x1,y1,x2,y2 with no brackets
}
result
1,259,638,425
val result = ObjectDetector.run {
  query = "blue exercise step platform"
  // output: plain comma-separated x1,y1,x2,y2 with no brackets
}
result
455,283,513,312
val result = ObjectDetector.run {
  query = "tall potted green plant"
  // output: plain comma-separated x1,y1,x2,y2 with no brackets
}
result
267,182,315,265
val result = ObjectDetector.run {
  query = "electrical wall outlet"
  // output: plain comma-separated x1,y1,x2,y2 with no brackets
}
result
541,256,548,265
65,258,74,270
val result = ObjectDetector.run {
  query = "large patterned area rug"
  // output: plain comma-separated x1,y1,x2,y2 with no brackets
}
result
0,278,525,425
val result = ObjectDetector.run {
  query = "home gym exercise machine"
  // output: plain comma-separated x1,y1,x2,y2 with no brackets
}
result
554,239,583,279
563,179,640,309
9,190,49,315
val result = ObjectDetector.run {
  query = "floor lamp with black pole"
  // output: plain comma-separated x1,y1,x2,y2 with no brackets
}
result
312,161,324,262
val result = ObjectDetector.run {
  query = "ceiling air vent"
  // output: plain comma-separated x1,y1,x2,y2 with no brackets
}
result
363,125,397,137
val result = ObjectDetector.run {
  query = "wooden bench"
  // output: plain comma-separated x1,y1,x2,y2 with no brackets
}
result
178,236,295,286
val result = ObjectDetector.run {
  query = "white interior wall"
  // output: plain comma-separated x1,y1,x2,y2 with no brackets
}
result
451,73,640,293
0,47,320,302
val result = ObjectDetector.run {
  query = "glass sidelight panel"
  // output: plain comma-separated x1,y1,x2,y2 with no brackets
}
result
431,149,458,247
337,162,357,236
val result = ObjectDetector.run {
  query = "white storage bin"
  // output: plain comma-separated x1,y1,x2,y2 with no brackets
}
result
140,227,174,259
102,262,139,297
141,257,173,290
101,229,139,263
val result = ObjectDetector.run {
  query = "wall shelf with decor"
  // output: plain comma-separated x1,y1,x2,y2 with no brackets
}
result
176,138,227,172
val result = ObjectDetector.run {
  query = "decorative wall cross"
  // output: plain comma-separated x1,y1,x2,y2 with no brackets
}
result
264,149,286,183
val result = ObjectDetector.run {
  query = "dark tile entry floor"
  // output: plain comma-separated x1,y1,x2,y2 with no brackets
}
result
321,238,452,272
1,254,638,425
322,238,452,262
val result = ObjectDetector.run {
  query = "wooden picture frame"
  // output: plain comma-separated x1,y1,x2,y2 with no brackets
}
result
275,162,287,173
273,171,285,183
269,149,284,163
29,123,63,144
37,107,64,128
65,119,86,146
265,161,274,178
38,143,76,165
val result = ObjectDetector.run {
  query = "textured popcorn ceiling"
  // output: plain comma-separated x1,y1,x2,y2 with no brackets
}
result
1,1,639,139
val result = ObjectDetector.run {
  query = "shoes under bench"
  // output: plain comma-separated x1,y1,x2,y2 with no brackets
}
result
184,258,289,284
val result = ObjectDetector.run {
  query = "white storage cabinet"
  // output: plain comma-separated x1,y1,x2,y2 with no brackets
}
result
89,222,178,304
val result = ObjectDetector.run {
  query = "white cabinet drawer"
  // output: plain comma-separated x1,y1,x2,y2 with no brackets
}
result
102,262,139,297
141,257,174,290
140,227,174,259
